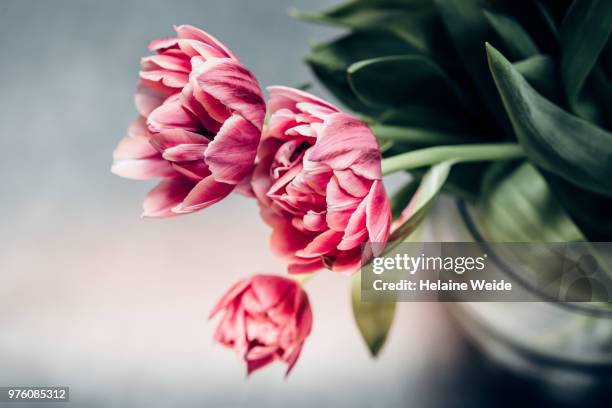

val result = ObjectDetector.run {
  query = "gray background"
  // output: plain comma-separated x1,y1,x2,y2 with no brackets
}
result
0,1,551,407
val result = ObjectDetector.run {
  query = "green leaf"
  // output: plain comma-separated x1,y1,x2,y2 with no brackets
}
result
294,0,445,57
475,161,584,242
389,160,454,242
560,0,612,113
486,43,612,197
389,176,422,220
351,271,395,357
443,162,490,202
306,31,415,114
545,174,612,241
483,10,539,60
535,1,559,37
433,0,513,136
513,55,560,102
348,55,475,116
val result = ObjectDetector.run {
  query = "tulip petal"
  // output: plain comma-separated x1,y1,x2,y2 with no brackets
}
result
148,37,179,52
111,156,174,180
267,85,338,113
337,198,368,251
192,58,265,130
172,175,234,213
303,211,327,232
142,177,195,218
260,207,313,259
147,100,202,133
296,229,343,258
141,54,190,72
112,127,158,161
134,81,172,117
308,113,382,180
250,275,295,310
334,170,371,197
174,24,236,59
171,161,211,181
209,277,252,319
139,69,189,89
366,180,391,251
162,144,207,162
205,114,260,184
180,83,222,133
149,128,208,152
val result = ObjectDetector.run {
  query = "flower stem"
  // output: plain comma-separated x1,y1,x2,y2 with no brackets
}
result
381,143,525,176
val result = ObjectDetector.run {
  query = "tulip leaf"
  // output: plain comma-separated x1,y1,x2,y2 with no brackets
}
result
389,176,422,220
433,0,512,136
544,174,612,241
389,160,454,243
483,10,539,60
514,55,560,102
475,161,584,242
294,0,448,58
535,1,559,37
486,43,612,197
306,31,415,114
560,0,612,113
351,270,395,357
348,55,475,117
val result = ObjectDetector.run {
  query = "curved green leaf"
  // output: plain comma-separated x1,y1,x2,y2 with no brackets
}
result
348,55,474,116
389,160,454,242
475,161,584,242
306,31,414,114
483,10,539,60
514,55,560,102
433,0,512,136
351,271,395,357
294,0,447,57
486,43,612,197
560,0,612,112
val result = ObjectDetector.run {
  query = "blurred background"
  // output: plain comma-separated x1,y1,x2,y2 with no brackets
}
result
0,1,606,407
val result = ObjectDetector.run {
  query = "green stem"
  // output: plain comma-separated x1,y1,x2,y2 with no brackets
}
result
382,143,525,175
371,124,478,146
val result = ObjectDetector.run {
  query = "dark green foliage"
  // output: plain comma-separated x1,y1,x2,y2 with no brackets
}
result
299,0,612,241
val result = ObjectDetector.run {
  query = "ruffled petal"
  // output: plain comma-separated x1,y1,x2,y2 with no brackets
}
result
307,113,382,180
142,177,195,218
296,229,343,258
134,80,173,117
205,114,260,184
147,99,202,133
250,275,295,310
267,86,338,114
111,158,174,180
149,128,208,152
172,175,234,214
365,180,391,252
191,58,265,130
209,277,253,319
174,24,236,59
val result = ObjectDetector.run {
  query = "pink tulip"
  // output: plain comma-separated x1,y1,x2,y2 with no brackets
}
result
252,86,391,274
112,25,265,217
210,274,313,376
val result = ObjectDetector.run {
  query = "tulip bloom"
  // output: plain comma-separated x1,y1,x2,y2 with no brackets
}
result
210,274,313,375
112,25,265,217
252,87,391,274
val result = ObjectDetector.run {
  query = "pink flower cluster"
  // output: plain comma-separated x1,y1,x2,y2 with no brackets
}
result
112,25,392,375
